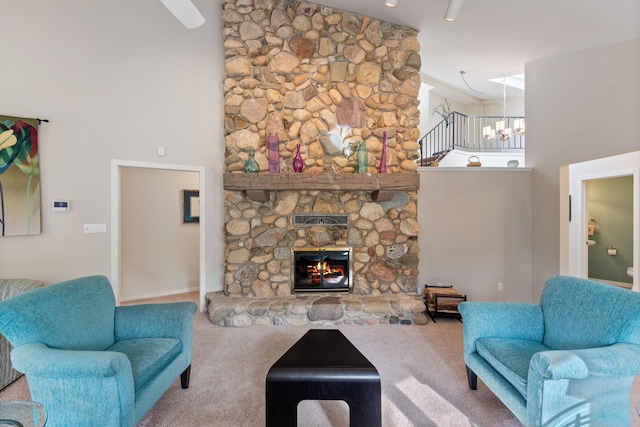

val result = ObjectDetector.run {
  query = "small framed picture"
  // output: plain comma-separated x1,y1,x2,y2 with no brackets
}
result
183,190,200,223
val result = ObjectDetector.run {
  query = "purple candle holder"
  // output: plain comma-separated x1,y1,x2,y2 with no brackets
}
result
267,134,280,173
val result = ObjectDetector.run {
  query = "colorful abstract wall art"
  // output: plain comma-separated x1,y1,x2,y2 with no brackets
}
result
0,115,41,236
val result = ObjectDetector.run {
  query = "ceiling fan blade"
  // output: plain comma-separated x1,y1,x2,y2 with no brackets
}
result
160,0,205,29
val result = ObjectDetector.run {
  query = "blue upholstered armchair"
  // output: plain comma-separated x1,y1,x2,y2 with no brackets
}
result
459,275,640,426
0,275,197,427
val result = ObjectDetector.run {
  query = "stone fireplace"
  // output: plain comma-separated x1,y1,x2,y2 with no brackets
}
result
223,181,420,298
207,0,426,326
211,180,426,326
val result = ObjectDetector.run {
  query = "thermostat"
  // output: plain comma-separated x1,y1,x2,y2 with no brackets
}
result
52,200,70,211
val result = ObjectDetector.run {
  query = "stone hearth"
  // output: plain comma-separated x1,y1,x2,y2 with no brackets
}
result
206,292,427,327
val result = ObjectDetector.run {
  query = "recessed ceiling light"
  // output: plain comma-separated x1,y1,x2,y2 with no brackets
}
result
384,0,398,7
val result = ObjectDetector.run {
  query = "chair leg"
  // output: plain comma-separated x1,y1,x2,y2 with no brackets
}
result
181,365,191,389
466,366,477,390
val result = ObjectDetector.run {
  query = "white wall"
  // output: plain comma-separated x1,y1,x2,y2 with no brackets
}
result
526,38,640,300
422,91,524,140
418,168,533,302
417,82,434,138
0,1,225,295
481,96,525,117
120,168,199,300
426,92,474,133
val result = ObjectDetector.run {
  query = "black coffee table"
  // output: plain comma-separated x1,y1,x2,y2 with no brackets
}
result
266,329,381,427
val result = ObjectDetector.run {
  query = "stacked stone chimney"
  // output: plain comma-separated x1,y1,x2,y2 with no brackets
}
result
222,0,421,298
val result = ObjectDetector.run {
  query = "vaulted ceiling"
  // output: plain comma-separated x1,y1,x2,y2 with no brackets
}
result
312,0,640,101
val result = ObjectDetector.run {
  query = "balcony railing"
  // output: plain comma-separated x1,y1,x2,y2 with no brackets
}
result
419,112,525,166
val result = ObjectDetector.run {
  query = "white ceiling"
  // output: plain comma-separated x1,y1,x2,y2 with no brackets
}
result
311,0,640,101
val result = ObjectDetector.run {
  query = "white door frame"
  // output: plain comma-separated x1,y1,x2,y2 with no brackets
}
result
111,159,206,309
562,151,640,291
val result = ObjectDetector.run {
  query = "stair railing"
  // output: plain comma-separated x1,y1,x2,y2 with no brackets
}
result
419,112,467,166
419,113,525,166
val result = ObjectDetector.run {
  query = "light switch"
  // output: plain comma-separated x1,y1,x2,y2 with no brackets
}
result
84,224,107,234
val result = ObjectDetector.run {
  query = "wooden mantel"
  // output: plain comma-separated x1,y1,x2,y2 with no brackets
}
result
223,172,420,202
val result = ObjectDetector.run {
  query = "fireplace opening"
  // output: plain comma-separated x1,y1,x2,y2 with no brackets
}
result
292,247,352,293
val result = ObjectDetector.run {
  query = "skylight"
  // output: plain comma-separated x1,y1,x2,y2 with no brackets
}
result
489,74,525,91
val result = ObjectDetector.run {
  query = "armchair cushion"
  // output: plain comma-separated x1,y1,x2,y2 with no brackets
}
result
476,338,550,399
107,338,181,394
460,301,544,356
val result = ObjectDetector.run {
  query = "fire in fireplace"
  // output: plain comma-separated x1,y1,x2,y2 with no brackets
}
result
292,247,352,293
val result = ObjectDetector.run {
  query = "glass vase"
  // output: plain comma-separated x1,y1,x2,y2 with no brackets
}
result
267,134,280,173
244,149,260,173
292,144,304,173
356,141,368,173
380,131,387,173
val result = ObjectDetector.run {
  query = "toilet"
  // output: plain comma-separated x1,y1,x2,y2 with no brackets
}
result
628,267,634,278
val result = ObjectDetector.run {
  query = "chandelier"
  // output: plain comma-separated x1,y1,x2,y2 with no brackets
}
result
495,119,512,141
482,78,525,142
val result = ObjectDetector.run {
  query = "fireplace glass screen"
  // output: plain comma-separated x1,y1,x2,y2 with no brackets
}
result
292,248,352,293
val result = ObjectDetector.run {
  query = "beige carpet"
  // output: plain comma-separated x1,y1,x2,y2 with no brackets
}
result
1,312,521,426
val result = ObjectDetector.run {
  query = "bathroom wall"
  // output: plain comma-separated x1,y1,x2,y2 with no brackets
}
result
587,175,634,284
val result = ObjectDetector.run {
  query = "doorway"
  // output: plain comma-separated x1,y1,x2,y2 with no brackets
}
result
562,151,640,292
586,176,633,287
111,160,206,308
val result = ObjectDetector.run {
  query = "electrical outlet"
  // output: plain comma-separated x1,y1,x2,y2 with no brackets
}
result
498,282,504,291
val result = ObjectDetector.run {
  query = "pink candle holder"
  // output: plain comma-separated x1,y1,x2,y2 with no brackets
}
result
380,131,387,173
292,144,304,173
